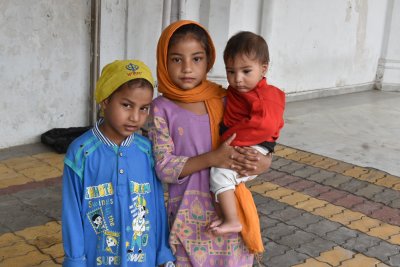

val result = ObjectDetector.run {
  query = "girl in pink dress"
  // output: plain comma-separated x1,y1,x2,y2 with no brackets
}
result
148,20,272,266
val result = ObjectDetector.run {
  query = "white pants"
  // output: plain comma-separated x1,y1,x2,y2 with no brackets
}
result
210,145,269,202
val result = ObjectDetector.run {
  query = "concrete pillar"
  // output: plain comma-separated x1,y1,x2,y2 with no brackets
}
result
377,0,400,91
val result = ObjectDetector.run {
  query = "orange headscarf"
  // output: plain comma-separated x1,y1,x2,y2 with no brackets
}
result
156,20,226,149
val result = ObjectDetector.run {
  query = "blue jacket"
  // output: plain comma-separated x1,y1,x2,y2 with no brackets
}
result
62,129,175,266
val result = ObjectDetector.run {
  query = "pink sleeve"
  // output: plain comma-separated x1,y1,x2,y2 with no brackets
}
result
148,110,189,184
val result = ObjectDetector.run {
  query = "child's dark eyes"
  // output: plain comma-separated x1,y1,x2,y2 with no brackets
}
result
171,57,182,63
122,103,132,108
243,69,252,74
193,56,203,62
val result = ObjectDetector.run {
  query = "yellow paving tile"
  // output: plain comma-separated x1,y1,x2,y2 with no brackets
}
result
376,262,391,267
41,242,64,259
375,174,400,188
340,253,380,266
292,258,331,267
295,198,327,212
317,246,354,266
16,221,61,241
0,249,52,267
313,204,345,218
0,169,24,180
34,260,62,266
264,187,293,199
393,183,400,190
248,182,279,194
1,156,37,167
327,161,354,174
18,165,62,181
358,170,386,183
285,151,312,161
55,256,64,264
32,152,63,160
389,233,400,244
0,174,34,189
280,192,310,206
0,163,11,174
313,158,338,169
273,147,297,157
298,155,323,165
0,241,37,258
0,233,24,248
348,217,381,232
343,166,369,178
330,210,364,225
27,231,62,250
368,223,400,242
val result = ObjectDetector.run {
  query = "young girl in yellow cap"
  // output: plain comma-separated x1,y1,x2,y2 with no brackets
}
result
62,60,175,267
148,20,272,266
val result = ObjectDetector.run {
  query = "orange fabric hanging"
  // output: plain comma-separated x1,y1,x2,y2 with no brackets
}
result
157,20,263,254
235,183,264,254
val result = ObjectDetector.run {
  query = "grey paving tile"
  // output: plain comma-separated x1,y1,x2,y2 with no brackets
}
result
264,222,296,242
13,185,62,220
325,226,358,245
305,219,342,237
278,230,315,249
366,241,400,264
338,178,367,192
291,166,320,179
286,212,322,229
268,206,304,222
373,188,400,207
343,234,383,254
295,237,336,258
271,158,292,169
279,162,305,174
265,249,309,267
308,170,336,183
355,184,385,199
324,173,352,188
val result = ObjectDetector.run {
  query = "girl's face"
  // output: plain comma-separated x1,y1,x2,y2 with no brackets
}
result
167,35,208,90
225,54,267,93
100,84,153,145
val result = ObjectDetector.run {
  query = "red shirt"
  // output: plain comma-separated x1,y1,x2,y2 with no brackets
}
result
221,78,285,146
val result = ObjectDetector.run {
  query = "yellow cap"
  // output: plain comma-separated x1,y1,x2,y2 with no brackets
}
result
95,60,155,103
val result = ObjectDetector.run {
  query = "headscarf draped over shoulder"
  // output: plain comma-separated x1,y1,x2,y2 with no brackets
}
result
157,20,226,149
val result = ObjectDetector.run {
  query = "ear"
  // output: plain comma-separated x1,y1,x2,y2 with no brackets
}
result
262,64,269,76
100,98,110,112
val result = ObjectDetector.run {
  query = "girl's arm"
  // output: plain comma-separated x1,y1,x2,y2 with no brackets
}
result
179,134,238,177
148,107,246,182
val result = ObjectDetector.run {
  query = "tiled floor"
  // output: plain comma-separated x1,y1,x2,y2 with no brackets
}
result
0,90,399,266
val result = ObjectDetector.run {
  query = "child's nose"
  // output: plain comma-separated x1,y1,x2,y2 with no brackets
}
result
129,110,140,121
182,60,192,73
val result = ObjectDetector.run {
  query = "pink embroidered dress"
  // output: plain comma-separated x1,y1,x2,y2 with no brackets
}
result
148,96,254,267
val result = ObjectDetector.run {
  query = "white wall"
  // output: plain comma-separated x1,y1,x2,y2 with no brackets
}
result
260,0,388,99
0,0,91,149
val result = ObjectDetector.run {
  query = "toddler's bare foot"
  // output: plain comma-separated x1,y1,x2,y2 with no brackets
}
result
210,221,242,236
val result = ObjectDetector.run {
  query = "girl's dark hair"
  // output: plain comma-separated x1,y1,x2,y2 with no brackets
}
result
126,78,153,91
223,31,269,65
168,24,211,59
